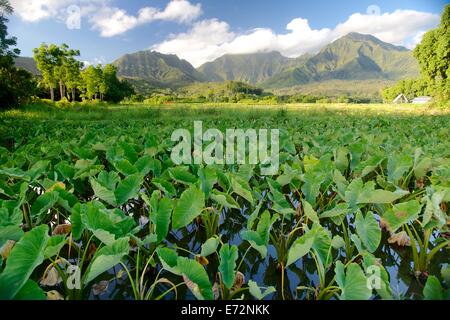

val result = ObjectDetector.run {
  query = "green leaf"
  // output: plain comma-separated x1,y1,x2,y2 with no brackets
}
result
113,159,138,176
44,235,66,259
177,257,213,300
210,190,240,209
152,178,176,197
219,244,239,289
157,247,181,276
90,177,117,206
30,191,59,222
0,225,49,300
168,167,197,185
423,276,444,300
84,237,130,285
200,237,219,257
115,174,143,206
335,261,372,300
287,233,314,267
303,201,319,224
355,211,381,253
248,280,276,300
14,279,46,300
172,186,205,230
383,200,422,232
155,197,173,243
231,176,254,204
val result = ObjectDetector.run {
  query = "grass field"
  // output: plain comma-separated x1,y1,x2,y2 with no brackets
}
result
0,103,448,300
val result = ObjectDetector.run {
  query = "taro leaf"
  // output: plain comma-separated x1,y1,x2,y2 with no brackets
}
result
270,189,295,215
177,257,214,300
335,261,372,300
334,147,349,174
200,237,220,257
0,167,30,181
248,280,276,300
14,279,46,300
361,252,392,300
84,237,130,285
44,235,66,259
383,200,422,232
155,197,173,243
355,211,381,253
231,176,254,204
115,174,143,206
303,201,319,224
157,247,181,276
0,226,23,248
27,160,50,181
286,232,314,267
30,191,59,222
219,244,239,289
241,231,267,259
152,178,176,197
331,235,345,249
241,211,275,259
113,159,138,176
73,159,103,180
387,154,413,184
135,156,161,176
81,203,136,244
172,186,205,230
210,190,240,209
198,166,217,197
0,225,49,300
168,167,197,185
0,201,23,227
423,188,448,228
345,179,408,208
423,276,445,300
90,177,117,206
333,170,348,198
287,224,332,268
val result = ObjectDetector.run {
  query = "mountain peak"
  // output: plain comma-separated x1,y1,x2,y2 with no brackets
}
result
339,32,409,52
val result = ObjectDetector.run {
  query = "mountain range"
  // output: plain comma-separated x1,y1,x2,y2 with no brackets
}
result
14,32,419,93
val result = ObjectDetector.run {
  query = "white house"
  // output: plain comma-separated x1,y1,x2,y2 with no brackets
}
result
393,94,409,104
412,96,432,104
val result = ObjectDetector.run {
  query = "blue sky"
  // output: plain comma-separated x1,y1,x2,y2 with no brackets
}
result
7,0,447,67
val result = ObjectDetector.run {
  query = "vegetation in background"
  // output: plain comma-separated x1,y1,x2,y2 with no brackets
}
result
383,5,449,106
33,44,134,103
0,1,36,109
0,104,448,300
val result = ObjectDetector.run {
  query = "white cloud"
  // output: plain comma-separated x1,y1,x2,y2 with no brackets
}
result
90,0,202,37
152,9,440,67
10,0,109,22
11,0,202,37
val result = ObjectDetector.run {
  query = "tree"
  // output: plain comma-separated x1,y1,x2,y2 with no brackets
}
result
413,5,450,103
0,0,35,108
103,64,134,103
33,44,62,101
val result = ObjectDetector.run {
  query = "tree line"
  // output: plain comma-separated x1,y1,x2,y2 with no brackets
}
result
0,0,134,109
383,5,449,106
33,43,134,103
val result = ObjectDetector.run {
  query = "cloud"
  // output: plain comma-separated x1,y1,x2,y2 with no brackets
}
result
10,0,109,22
90,0,202,37
152,9,440,67
11,0,202,37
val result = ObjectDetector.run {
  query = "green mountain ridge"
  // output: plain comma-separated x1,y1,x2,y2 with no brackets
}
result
112,50,205,88
12,32,420,94
262,32,419,88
